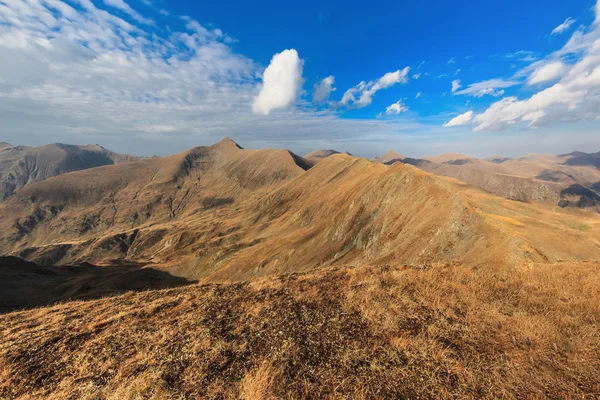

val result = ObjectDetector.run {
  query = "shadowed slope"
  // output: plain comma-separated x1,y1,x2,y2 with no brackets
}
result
0,256,194,312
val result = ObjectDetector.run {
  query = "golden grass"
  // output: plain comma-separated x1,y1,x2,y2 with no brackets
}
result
1,261,599,399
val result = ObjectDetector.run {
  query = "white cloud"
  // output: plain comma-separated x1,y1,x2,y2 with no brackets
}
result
551,17,576,35
415,92,422,99
412,73,421,79
500,50,538,63
443,111,474,127
312,75,335,104
339,67,410,108
252,49,304,115
451,79,461,93
448,57,456,64
0,0,429,156
453,78,517,97
385,99,409,115
465,0,600,131
103,0,153,24
526,61,567,85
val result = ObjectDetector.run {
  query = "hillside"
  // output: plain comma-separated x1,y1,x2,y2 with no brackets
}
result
1,261,599,398
0,139,598,287
0,143,143,200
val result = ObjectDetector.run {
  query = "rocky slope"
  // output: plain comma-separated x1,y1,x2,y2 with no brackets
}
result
0,142,143,200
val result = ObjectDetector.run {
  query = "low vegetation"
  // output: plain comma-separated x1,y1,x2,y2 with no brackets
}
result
1,261,599,399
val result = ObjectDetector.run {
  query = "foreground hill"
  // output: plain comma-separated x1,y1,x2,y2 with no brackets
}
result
380,150,600,211
1,138,599,285
0,143,143,200
1,261,599,398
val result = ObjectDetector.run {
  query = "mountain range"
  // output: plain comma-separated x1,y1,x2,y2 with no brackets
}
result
1,138,599,398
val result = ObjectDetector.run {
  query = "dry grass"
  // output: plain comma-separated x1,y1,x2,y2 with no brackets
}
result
1,261,599,399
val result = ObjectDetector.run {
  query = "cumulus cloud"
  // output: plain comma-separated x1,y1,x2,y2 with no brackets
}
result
451,79,461,93
443,111,474,127
252,49,304,115
551,17,576,35
312,75,335,104
385,100,409,115
526,61,567,85
339,67,410,108
453,78,517,97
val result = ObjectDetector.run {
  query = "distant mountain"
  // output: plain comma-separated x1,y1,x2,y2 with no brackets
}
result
0,143,143,200
303,149,352,166
382,150,600,211
373,150,404,164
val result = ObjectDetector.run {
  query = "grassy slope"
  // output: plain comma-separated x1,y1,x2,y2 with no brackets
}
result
1,261,599,399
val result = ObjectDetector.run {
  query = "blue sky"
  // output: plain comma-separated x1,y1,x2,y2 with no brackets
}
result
1,0,600,158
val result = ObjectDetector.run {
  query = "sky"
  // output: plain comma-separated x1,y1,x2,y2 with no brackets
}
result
1,0,600,158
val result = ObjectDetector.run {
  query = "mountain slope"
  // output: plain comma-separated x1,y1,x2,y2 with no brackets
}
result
0,143,143,200
1,261,599,398
1,140,599,284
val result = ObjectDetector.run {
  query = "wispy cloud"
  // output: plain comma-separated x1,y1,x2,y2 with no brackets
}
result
451,80,461,93
443,111,473,127
452,78,517,97
384,99,409,115
312,76,336,104
551,17,576,35
339,68,410,108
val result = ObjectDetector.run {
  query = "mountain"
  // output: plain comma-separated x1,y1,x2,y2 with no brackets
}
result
385,150,600,211
303,149,352,166
373,150,405,164
0,142,143,200
1,138,599,284
1,138,600,398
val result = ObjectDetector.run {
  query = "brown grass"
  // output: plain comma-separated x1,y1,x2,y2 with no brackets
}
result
1,261,599,399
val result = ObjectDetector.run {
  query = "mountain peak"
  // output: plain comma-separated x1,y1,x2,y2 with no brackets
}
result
380,150,405,163
214,137,243,150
